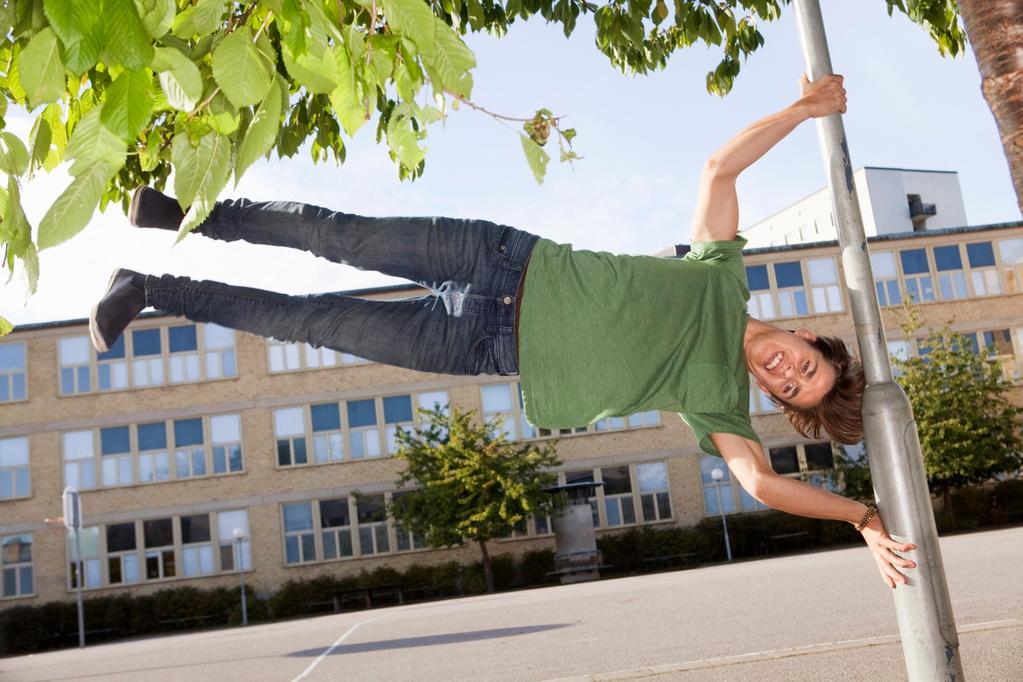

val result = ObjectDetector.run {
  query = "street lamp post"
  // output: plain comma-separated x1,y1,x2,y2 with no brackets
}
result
711,468,733,561
232,527,248,626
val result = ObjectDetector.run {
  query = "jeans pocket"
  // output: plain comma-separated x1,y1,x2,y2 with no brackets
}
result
464,335,495,375
485,224,515,262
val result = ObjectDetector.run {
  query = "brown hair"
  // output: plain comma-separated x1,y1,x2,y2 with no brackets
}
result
769,335,865,444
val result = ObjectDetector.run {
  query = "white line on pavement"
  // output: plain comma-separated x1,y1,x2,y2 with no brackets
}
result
290,619,374,682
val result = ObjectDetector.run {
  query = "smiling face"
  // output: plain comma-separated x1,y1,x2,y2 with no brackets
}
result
745,328,838,409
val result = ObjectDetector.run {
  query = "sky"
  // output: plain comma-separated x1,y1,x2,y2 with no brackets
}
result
2,1,1020,327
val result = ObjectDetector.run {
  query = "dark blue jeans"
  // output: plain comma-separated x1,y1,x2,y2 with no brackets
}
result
145,199,539,375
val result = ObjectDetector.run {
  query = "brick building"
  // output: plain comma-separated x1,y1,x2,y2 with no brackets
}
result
2,221,1022,608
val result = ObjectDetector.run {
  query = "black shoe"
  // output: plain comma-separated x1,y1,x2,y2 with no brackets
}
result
90,269,148,353
129,187,185,231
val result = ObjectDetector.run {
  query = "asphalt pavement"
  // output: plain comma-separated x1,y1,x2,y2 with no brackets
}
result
2,526,1020,681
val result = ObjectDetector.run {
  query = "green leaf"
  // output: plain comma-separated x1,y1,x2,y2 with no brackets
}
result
3,177,30,256
378,0,436,56
171,131,231,239
21,242,39,296
330,48,368,136
192,0,227,35
19,28,66,108
101,69,155,142
40,103,67,171
65,108,127,177
0,132,30,176
212,28,273,108
105,0,155,70
422,17,476,98
235,76,284,184
28,113,52,172
152,46,203,111
37,160,119,250
0,317,12,336
281,19,338,93
386,110,426,171
520,133,549,184
43,0,102,74
134,0,176,39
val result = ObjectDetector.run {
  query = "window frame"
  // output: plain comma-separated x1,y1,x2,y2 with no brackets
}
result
0,341,27,404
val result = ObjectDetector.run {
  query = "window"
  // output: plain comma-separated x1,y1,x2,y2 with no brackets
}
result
999,238,1023,293
746,264,775,319
106,523,139,584
774,261,809,317
804,442,835,470
132,328,165,387
320,498,354,559
627,411,660,428
310,403,344,464
769,446,799,475
900,248,935,303
601,466,635,527
887,340,911,377
181,514,215,577
97,336,129,391
384,395,414,454
749,380,780,414
100,426,133,486
63,431,97,490
871,252,901,307
143,518,176,580
357,495,390,555
348,399,382,459
0,342,26,403
168,324,201,383
0,437,30,500
806,257,844,313
1,535,33,598
211,414,243,474
481,383,535,440
204,324,237,379
966,242,1001,296
218,510,251,571
67,527,102,589
275,407,308,466
267,339,366,373
933,245,968,300
701,456,735,515
59,336,92,395
174,418,207,477
636,462,672,522
283,502,316,564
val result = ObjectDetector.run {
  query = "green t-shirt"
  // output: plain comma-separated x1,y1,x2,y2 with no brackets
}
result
518,237,760,457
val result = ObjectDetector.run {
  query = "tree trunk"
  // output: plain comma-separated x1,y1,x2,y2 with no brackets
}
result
958,1,1023,215
478,539,495,594
943,484,953,515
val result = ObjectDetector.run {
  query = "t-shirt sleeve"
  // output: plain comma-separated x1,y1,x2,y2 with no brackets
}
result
680,411,761,457
683,237,750,298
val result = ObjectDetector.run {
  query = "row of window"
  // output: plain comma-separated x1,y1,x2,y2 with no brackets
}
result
743,237,1023,322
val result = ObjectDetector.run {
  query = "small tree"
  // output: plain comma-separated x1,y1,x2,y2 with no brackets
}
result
388,406,560,593
893,308,1023,514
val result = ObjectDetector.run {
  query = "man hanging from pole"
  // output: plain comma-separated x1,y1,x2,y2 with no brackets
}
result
88,73,917,588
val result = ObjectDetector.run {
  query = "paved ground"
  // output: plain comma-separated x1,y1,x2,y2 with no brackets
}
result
3,526,1021,681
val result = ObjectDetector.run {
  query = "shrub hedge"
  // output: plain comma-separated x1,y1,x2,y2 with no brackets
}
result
3,478,1020,657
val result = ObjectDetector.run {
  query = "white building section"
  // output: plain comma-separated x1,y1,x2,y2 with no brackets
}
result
742,167,969,248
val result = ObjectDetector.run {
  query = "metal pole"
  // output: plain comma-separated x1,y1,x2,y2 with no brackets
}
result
236,537,248,626
73,529,85,649
791,2,964,679
714,481,733,561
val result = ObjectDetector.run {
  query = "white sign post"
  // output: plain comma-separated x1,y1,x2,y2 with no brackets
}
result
62,487,86,649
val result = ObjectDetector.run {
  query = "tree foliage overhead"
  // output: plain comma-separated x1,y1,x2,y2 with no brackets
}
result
388,405,560,591
893,309,1023,503
0,0,966,332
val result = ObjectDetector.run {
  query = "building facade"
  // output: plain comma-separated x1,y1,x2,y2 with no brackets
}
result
2,222,1022,609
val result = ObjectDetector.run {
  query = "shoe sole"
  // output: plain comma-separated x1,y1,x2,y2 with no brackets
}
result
89,268,124,354
128,187,145,227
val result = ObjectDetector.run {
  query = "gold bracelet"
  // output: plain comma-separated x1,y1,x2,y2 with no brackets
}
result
854,502,878,532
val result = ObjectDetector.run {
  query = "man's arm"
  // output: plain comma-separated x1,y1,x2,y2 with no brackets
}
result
709,432,918,588
690,74,847,243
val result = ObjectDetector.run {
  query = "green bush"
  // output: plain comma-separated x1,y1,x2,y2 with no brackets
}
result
990,478,1023,524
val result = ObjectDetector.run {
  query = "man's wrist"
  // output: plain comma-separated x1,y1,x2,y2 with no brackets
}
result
790,99,813,122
